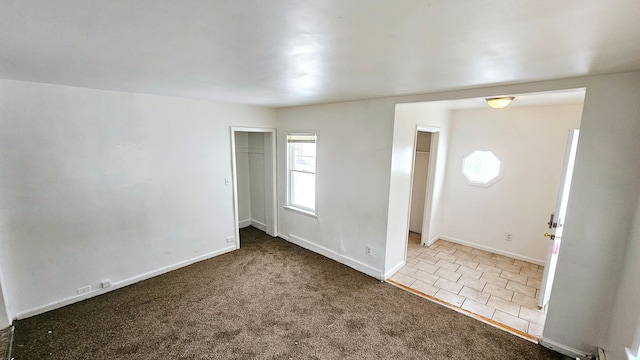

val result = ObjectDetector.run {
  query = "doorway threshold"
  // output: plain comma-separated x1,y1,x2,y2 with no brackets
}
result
387,279,538,343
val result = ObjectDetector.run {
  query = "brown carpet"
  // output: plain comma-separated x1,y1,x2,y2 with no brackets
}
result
1,326,11,359
12,227,564,359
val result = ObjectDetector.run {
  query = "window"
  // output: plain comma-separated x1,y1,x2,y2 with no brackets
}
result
286,132,317,214
462,150,502,187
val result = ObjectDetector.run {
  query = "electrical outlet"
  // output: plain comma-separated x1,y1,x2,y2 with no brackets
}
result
366,246,372,256
226,236,234,243
100,280,111,289
76,285,91,295
505,232,513,241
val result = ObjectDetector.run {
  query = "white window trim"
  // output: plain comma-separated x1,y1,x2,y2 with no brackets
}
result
285,131,318,216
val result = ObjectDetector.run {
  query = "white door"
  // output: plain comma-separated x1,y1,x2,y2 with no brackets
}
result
539,129,580,308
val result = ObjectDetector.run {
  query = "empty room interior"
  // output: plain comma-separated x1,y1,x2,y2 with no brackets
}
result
1,1,640,359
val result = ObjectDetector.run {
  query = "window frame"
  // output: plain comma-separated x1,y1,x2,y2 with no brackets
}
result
285,131,318,216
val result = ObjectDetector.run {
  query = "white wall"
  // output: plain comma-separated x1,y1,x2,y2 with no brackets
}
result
606,192,640,360
438,105,583,263
276,99,397,278
542,73,640,357
0,79,275,319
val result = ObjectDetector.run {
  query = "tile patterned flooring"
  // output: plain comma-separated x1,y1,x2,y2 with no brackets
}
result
389,232,547,339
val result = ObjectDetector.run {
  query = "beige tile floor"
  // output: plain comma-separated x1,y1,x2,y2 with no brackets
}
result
389,232,547,339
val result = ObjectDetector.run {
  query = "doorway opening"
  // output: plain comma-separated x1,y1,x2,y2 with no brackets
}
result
386,89,586,341
408,130,435,250
230,127,277,249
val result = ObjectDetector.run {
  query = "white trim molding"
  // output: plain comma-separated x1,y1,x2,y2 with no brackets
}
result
15,246,237,320
539,337,594,359
384,260,406,280
438,235,545,266
251,220,266,232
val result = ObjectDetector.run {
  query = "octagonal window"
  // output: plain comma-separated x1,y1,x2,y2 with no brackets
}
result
462,150,502,187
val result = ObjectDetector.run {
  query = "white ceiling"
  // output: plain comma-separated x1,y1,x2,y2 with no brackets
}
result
1,1,639,108
435,88,586,110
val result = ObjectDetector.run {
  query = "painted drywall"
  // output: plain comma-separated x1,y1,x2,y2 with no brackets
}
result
438,105,583,263
0,79,275,319
276,99,397,278
605,192,640,360
235,132,252,225
541,73,640,356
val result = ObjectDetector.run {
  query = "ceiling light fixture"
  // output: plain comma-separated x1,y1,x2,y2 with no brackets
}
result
486,96,515,109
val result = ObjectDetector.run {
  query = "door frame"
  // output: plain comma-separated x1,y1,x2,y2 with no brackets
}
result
416,126,440,246
404,125,441,266
230,127,278,249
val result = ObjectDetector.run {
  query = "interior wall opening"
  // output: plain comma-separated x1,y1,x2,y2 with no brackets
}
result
230,128,277,248
388,88,586,341
408,131,433,247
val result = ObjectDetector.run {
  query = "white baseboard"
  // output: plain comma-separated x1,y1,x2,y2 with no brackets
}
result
437,235,545,266
282,233,383,280
251,220,266,232
384,260,406,280
15,245,237,320
539,337,593,359
427,235,440,247
239,219,266,231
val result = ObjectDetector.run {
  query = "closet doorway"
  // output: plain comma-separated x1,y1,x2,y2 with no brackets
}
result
230,127,277,248
409,131,433,242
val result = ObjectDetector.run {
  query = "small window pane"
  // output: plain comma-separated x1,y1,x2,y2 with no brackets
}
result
291,143,316,173
462,150,502,186
290,171,316,210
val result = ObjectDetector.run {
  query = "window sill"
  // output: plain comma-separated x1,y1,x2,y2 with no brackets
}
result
284,205,317,218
